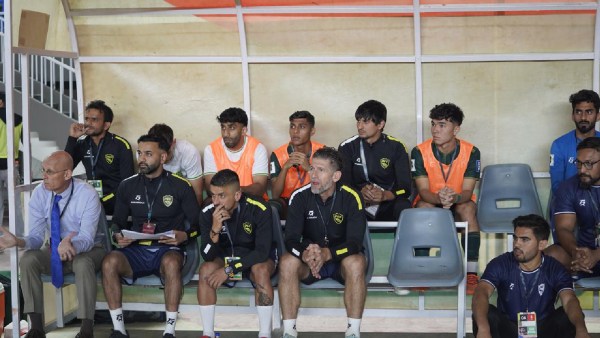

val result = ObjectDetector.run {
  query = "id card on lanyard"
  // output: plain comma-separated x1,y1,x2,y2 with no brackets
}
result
517,312,537,337
88,138,105,198
223,205,242,280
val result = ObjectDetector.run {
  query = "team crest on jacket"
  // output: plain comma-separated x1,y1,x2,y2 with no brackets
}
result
380,158,390,169
243,222,253,234
333,213,343,224
105,154,114,164
163,195,173,207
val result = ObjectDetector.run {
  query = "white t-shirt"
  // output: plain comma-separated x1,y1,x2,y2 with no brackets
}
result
163,139,203,180
203,137,268,176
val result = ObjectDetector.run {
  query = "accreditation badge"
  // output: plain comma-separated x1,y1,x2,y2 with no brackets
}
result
225,256,242,281
517,311,537,338
87,179,103,198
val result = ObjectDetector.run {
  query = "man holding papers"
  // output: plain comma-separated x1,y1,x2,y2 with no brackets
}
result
101,134,200,338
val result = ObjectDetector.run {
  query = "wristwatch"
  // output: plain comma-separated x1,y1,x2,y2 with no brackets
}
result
224,266,234,278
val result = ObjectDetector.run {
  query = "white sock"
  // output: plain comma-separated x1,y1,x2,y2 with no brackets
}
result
346,317,361,337
200,305,216,337
256,305,273,337
164,311,178,335
283,319,297,336
467,261,478,274
109,308,126,334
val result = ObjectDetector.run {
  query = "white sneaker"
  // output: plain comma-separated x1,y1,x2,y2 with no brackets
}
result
282,333,297,338
345,334,359,338
393,287,410,296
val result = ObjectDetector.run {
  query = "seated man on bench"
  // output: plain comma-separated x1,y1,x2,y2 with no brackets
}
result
197,169,276,338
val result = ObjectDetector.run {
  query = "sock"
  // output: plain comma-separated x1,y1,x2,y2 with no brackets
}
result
28,313,43,331
466,232,480,262
256,305,273,337
81,318,94,335
199,305,216,337
467,261,478,275
283,319,297,336
164,311,178,335
109,308,126,334
346,317,361,337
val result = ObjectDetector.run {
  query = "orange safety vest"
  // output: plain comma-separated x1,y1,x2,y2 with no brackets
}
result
210,135,268,200
414,138,476,204
272,141,324,199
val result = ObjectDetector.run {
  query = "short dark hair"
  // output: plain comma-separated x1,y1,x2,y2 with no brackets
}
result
569,89,600,112
429,103,464,126
289,110,315,127
85,100,114,123
210,169,240,188
355,100,386,125
217,107,248,126
313,147,343,172
577,136,600,153
137,134,170,152
512,214,550,241
0,91,5,103
148,123,174,146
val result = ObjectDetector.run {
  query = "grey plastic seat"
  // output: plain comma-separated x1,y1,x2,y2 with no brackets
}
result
477,163,543,234
387,208,463,288
40,206,111,327
234,205,286,287
300,227,374,289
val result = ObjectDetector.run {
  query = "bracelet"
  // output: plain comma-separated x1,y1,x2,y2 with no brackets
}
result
210,229,221,236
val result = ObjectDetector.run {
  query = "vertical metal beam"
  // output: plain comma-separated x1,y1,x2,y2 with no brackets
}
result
593,0,600,92
61,0,84,120
3,1,21,337
235,0,252,133
413,0,424,145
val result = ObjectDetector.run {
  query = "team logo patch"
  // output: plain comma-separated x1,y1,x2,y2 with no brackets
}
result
105,154,114,164
135,195,141,201
163,195,173,207
380,158,390,169
333,213,344,224
538,283,545,296
243,222,253,235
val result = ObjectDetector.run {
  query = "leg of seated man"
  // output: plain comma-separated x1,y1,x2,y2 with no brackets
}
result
278,253,311,337
340,254,366,338
160,250,184,337
537,307,576,338
472,304,517,338
102,250,134,337
453,201,481,294
197,259,225,338
249,260,276,338
68,246,105,337
20,250,50,333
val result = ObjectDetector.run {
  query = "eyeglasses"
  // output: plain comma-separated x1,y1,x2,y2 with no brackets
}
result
40,168,68,176
574,159,600,170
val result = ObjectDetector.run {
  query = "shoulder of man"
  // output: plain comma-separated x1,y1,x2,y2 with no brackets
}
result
288,183,311,206
108,133,132,150
169,171,192,187
339,184,363,210
339,135,359,149
243,194,268,212
384,134,408,152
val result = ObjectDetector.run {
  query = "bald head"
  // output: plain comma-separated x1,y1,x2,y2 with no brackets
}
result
42,151,74,193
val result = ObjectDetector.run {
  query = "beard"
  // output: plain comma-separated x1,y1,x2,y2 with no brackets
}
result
576,121,595,134
139,162,160,175
579,173,600,189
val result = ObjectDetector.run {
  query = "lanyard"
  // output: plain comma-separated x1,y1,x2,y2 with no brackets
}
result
88,138,105,180
519,260,542,312
434,141,458,183
359,140,371,184
290,145,310,185
315,190,336,246
144,176,164,222
49,178,75,220
221,204,240,258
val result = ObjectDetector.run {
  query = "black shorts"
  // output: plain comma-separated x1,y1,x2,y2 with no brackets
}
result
301,261,344,285
117,244,184,284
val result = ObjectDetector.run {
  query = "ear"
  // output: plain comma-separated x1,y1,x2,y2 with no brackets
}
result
160,151,168,164
453,125,461,135
234,190,242,202
103,121,111,132
242,126,248,136
332,170,342,183
64,169,73,181
310,127,316,137
378,120,386,131
595,112,600,122
538,239,548,251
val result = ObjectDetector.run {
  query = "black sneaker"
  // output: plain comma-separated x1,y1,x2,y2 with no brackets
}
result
24,328,46,338
75,331,94,338
108,329,129,338
162,334,175,338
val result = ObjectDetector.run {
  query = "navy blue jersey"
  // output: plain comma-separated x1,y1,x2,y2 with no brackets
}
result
554,175,600,248
550,130,600,193
481,252,572,322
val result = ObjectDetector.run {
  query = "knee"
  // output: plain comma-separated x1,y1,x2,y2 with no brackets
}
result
250,262,271,282
102,251,123,273
72,255,95,275
161,252,183,274
279,254,300,278
341,254,366,280
198,261,220,283
19,251,41,272
455,201,476,217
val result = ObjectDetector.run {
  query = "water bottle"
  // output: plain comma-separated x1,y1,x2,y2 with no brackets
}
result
215,333,221,338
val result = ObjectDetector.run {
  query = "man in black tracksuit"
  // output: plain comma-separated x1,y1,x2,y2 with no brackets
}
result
278,147,367,338
65,100,134,214
197,169,275,338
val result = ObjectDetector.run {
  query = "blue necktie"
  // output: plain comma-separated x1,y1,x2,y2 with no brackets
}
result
50,194,63,288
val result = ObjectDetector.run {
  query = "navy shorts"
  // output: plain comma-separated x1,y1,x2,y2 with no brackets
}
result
117,244,184,285
301,261,343,285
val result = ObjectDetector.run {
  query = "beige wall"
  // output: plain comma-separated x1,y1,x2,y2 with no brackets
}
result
13,0,71,51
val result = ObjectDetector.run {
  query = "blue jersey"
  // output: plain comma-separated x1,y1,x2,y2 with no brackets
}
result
481,253,572,322
550,129,600,193
554,175,600,249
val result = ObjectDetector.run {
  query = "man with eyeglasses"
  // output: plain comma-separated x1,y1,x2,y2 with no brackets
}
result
197,169,275,338
546,136,600,279
0,151,104,338
65,100,134,215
